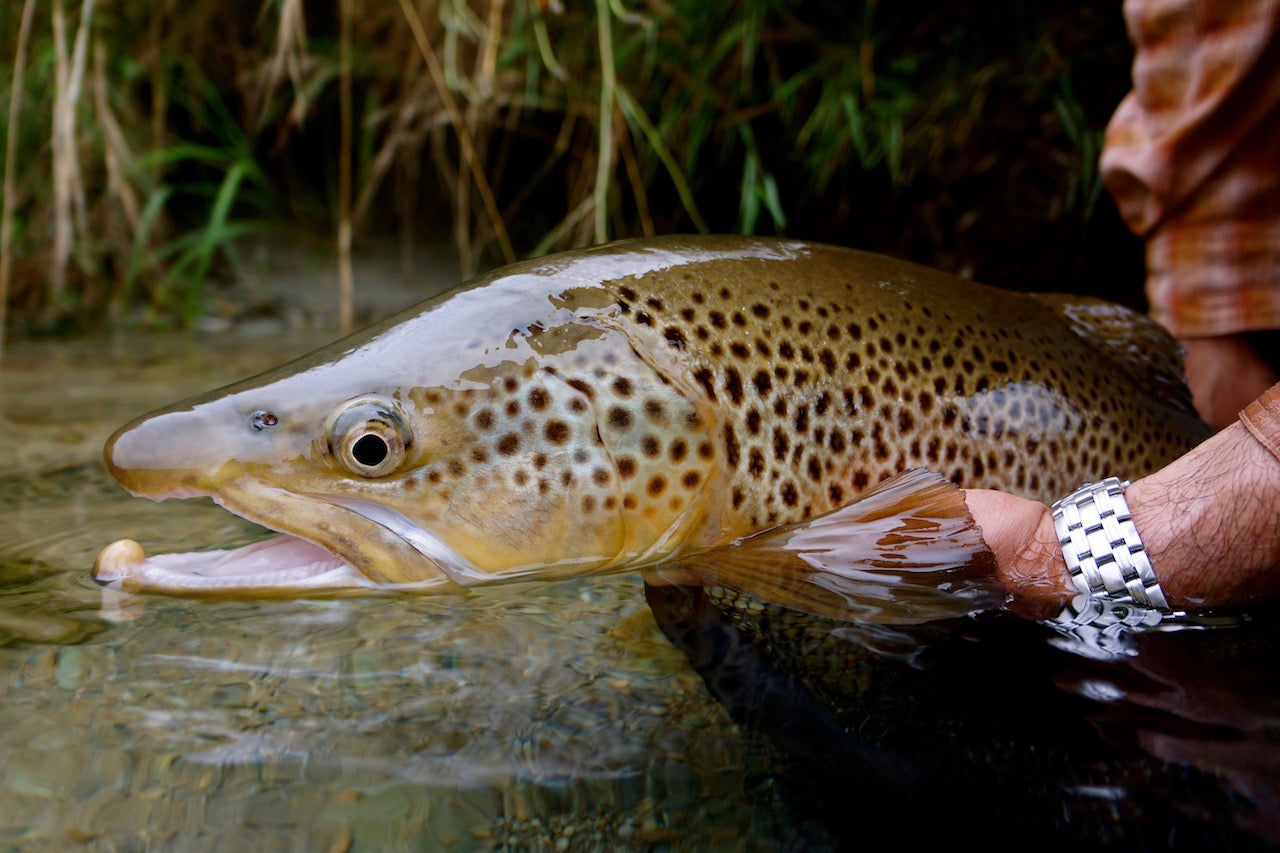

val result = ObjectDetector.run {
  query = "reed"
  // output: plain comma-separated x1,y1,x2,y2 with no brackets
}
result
0,0,1133,336
0,0,37,355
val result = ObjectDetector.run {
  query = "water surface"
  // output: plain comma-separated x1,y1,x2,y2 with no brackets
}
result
2,331,1278,851
0,333,769,850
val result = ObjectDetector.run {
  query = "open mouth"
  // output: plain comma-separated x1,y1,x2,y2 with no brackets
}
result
93,490,474,597
93,534,378,596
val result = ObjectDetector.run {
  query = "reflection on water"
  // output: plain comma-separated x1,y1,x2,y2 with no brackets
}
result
0,334,768,849
2,331,1279,850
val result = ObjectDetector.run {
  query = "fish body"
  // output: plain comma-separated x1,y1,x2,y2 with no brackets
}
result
97,236,1209,597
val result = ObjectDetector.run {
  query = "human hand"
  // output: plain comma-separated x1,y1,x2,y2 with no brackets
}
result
966,421,1280,617
962,489,1073,619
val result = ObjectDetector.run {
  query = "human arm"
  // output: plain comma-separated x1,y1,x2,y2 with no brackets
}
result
966,384,1280,618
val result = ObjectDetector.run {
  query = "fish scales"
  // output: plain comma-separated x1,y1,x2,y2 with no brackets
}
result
95,236,1209,596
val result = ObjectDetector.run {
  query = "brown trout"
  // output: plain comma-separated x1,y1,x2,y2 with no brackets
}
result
95,236,1209,612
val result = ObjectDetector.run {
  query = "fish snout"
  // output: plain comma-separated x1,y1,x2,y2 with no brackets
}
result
104,408,226,499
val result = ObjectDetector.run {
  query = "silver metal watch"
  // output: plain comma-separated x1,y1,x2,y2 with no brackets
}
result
1050,477,1171,612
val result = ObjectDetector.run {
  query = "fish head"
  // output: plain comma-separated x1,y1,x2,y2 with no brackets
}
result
97,251,730,595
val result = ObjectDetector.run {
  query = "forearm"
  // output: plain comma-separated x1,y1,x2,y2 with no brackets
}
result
968,385,1280,614
1131,401,1280,608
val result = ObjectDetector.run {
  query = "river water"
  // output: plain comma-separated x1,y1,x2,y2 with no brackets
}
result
1,330,1278,850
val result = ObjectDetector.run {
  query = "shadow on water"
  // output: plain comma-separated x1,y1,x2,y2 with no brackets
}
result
646,582,1280,851
2,332,1278,850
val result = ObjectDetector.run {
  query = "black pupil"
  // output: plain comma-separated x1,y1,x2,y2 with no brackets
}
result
352,433,390,468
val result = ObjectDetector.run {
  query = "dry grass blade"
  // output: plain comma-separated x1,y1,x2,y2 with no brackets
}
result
338,0,354,334
397,0,516,269
0,0,37,356
49,0,98,322
261,0,309,126
593,0,616,243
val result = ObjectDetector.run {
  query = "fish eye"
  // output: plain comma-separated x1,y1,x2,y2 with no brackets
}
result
325,397,412,478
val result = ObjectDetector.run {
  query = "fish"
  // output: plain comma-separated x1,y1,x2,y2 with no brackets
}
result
94,235,1210,614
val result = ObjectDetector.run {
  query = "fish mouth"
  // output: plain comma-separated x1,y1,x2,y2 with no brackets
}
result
93,484,474,598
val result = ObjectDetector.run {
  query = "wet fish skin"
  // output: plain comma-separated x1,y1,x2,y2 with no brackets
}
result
97,235,1209,595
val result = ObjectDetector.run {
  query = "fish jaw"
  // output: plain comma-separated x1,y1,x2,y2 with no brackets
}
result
92,475,474,595
93,535,379,597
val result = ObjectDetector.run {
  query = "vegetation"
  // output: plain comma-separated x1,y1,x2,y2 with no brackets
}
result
0,0,1137,337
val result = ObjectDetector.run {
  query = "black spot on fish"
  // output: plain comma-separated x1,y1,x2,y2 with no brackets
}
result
829,429,846,453
773,428,789,461
648,475,667,497
780,482,798,507
725,367,744,405
723,424,741,467
607,406,632,429
497,434,520,455
752,304,770,319
544,421,570,444
642,435,661,457
664,327,687,349
693,368,717,401
670,439,688,463
636,312,653,327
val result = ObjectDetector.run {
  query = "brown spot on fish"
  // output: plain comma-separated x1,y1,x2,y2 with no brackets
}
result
607,406,632,430
544,421,570,444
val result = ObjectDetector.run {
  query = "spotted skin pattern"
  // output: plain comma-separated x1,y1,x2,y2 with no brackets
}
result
568,244,1209,551
102,236,1211,587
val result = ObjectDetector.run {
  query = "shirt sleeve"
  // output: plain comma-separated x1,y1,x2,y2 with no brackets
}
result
1100,0,1280,338
1240,382,1280,463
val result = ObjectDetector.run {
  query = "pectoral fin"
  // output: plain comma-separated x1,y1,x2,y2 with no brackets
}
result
645,468,1002,623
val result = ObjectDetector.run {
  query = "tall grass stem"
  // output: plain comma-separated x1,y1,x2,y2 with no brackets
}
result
0,0,37,356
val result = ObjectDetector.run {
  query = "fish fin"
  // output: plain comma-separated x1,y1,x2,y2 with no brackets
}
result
1030,293,1197,416
645,468,1002,624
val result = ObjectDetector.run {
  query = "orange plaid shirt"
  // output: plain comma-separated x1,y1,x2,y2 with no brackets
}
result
1101,0,1280,338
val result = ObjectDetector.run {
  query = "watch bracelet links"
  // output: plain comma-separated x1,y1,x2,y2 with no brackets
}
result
1050,477,1171,613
